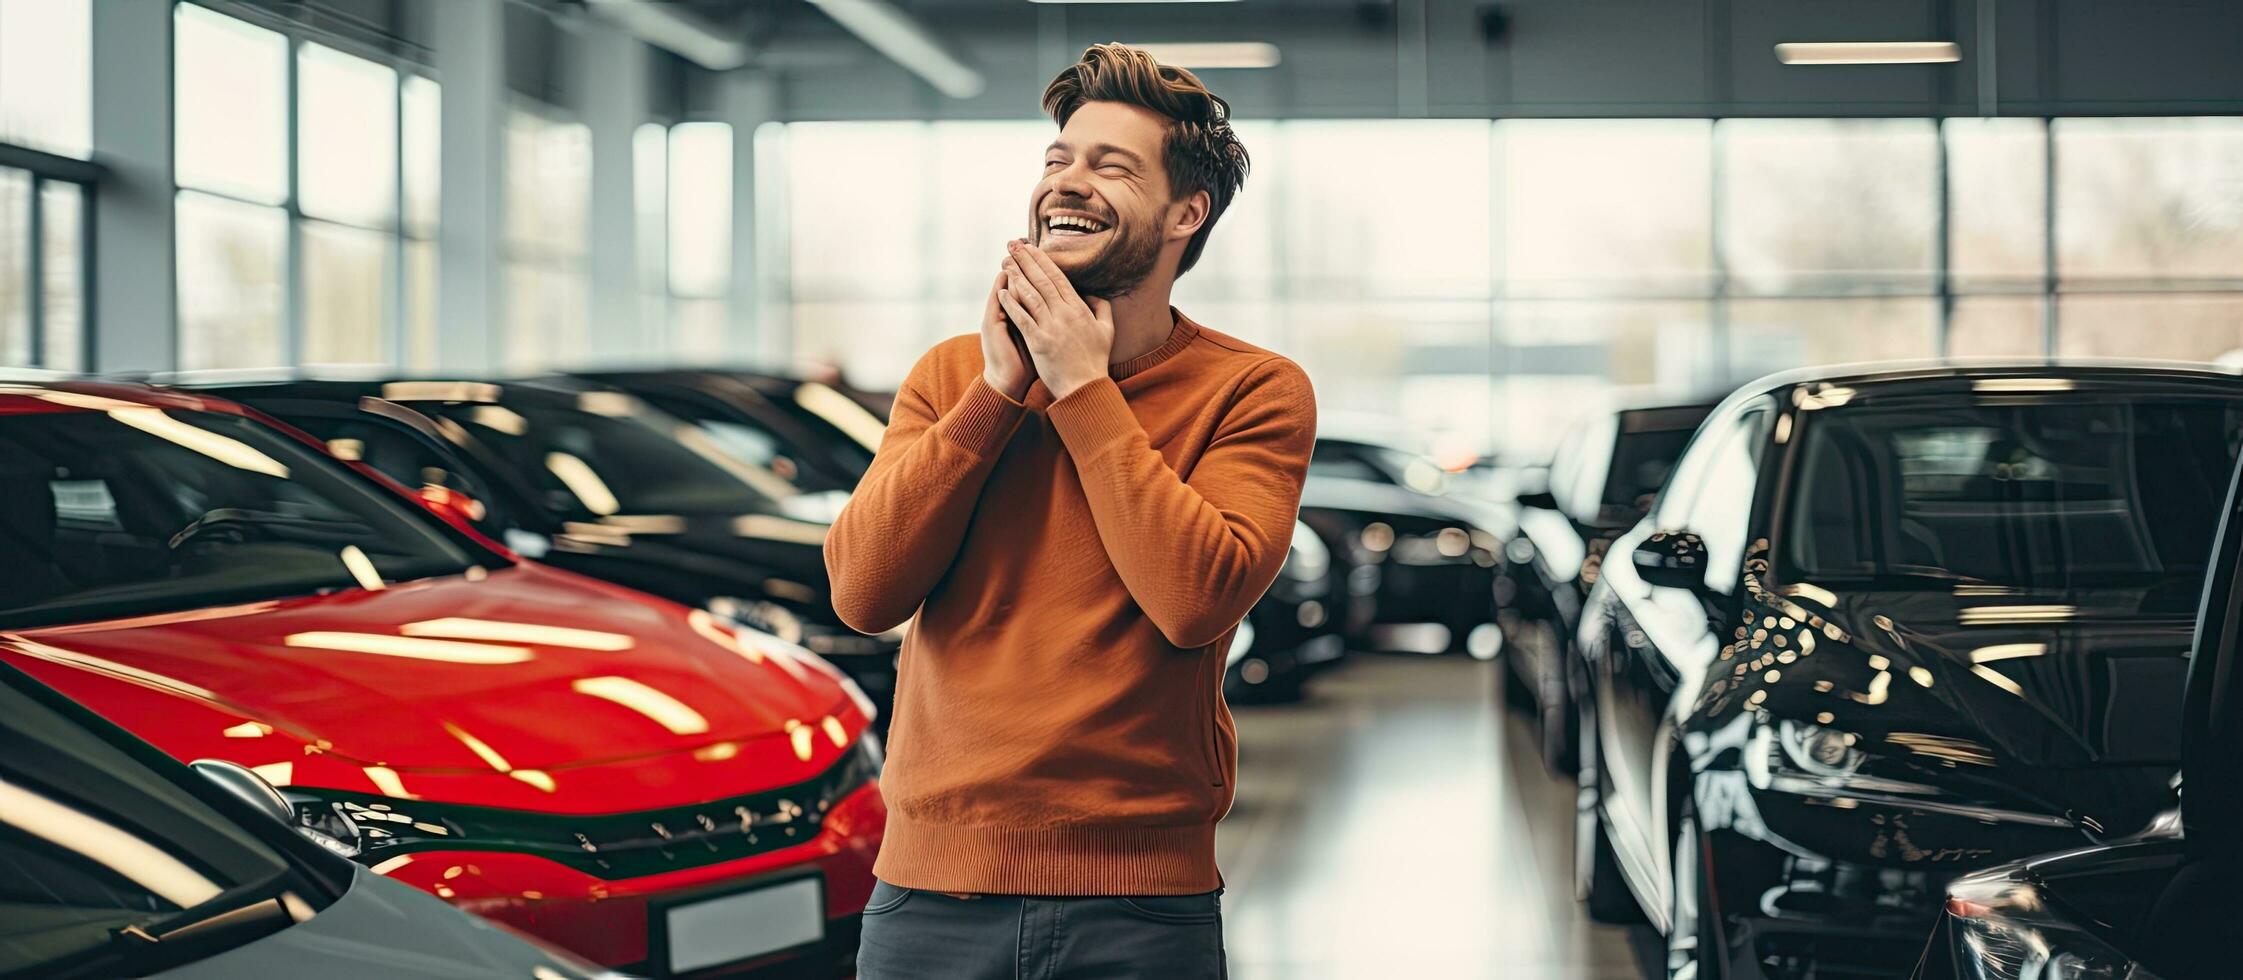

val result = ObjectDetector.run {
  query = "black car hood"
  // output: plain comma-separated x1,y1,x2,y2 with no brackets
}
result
538,514,834,611
1715,569,2198,834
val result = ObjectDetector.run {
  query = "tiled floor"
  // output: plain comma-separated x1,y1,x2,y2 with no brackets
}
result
1214,654,1650,979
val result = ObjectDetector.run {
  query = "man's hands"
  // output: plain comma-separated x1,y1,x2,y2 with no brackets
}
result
996,240,1114,402
980,268,1037,400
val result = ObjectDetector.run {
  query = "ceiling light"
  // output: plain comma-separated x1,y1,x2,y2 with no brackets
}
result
805,0,985,98
1132,42,1281,69
1775,41,1961,65
1033,0,1235,3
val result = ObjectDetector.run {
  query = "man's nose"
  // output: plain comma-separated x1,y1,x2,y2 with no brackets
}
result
1049,159,1094,199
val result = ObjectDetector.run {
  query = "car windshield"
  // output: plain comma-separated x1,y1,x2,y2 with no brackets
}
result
0,669,317,977
422,391,785,521
1601,427,1695,514
1781,396,2243,589
0,395,481,630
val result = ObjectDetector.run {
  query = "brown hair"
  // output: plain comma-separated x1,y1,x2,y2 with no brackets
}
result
1041,44,1249,276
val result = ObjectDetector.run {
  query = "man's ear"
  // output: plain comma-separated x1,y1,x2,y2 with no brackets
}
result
1166,189,1211,244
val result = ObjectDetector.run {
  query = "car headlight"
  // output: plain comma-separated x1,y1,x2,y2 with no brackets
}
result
1748,720,1942,797
1944,867,2152,980
282,789,460,860
1227,619,1257,668
1282,520,1330,582
1778,719,1866,778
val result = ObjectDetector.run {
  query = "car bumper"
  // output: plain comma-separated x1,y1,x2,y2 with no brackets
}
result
1699,822,1951,980
373,781,885,975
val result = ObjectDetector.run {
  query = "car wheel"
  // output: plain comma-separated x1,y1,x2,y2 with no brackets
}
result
1666,809,1723,980
1575,703,1645,924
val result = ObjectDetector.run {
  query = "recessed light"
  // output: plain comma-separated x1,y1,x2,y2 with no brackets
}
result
1775,41,1961,65
1132,42,1281,69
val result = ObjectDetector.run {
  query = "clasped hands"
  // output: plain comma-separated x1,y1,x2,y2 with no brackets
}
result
979,239,1114,403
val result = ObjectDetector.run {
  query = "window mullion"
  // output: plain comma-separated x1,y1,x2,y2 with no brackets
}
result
284,37,305,366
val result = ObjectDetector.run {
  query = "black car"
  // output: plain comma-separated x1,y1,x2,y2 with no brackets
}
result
590,368,1349,701
1301,436,1512,657
1502,403,1713,774
576,368,885,499
1911,444,2243,980
191,374,904,730
1572,363,2243,979
1224,519,1347,702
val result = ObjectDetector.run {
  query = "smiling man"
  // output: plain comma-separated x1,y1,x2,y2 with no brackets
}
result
824,43,1315,979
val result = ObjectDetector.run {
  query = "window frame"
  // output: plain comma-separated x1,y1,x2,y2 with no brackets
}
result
0,143,99,370
171,1,436,370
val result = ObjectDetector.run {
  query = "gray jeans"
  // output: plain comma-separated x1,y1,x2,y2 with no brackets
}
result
856,879,1228,979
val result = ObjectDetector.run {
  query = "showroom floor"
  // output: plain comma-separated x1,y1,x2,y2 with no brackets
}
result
1215,655,1648,979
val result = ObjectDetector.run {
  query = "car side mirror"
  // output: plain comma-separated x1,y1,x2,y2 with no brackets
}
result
1515,490,1559,511
192,758,293,825
418,484,488,528
1632,530,1709,590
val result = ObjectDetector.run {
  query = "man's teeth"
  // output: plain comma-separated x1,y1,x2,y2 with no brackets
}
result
1045,214,1109,235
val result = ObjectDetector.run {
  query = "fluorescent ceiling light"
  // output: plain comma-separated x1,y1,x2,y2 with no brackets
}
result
1033,0,1235,3
806,0,986,98
1776,41,1961,65
1133,42,1281,69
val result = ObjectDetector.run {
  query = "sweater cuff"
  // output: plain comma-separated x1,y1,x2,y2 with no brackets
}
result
939,376,1027,457
1046,377,1141,463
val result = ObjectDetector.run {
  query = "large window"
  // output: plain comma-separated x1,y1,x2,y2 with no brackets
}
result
761,116,2243,457
173,3,436,371
503,108,590,372
628,118,735,361
1,0,93,371
0,0,93,159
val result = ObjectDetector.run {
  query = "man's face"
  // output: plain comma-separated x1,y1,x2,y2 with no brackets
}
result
1029,101,1174,299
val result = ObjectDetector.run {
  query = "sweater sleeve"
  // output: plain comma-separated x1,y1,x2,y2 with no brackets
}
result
1045,358,1317,649
824,344,1027,634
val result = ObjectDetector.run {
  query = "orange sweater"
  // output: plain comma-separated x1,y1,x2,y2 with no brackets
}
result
824,310,1315,895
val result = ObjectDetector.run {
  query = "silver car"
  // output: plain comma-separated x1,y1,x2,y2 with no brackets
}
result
0,662,625,979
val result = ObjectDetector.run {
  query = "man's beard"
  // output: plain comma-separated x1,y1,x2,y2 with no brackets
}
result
1035,211,1163,299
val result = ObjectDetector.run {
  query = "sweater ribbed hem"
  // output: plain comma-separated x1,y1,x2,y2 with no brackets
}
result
939,376,1027,457
872,813,1221,896
1046,377,1140,464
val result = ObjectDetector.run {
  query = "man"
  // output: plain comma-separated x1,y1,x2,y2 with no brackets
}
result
824,43,1315,979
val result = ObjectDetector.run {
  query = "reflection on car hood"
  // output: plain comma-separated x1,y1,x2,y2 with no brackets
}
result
0,564,852,801
174,866,607,979
1785,583,2194,766
545,513,834,605
1299,475,1518,537
1707,565,2196,833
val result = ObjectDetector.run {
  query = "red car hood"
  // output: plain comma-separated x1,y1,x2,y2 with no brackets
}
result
0,564,863,809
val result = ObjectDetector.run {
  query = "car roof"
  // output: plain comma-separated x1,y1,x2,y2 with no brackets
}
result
0,376,254,416
1710,358,2243,418
172,371,623,410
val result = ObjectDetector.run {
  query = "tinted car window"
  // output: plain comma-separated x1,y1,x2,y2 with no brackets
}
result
421,394,788,520
0,401,478,629
1666,407,1772,592
0,672,309,976
1782,398,2243,587
1602,427,1695,514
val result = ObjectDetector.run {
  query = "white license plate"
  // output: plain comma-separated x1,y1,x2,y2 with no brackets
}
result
664,876,825,974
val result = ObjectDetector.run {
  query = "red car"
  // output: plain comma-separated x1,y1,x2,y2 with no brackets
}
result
0,379,884,976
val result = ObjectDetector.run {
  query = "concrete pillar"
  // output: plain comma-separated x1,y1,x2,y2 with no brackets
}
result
582,22,649,361
89,0,174,373
433,0,504,372
721,70,783,366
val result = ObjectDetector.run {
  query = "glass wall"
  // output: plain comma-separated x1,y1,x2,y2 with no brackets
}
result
760,116,2243,458
172,2,436,371
502,108,590,372
0,0,93,371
